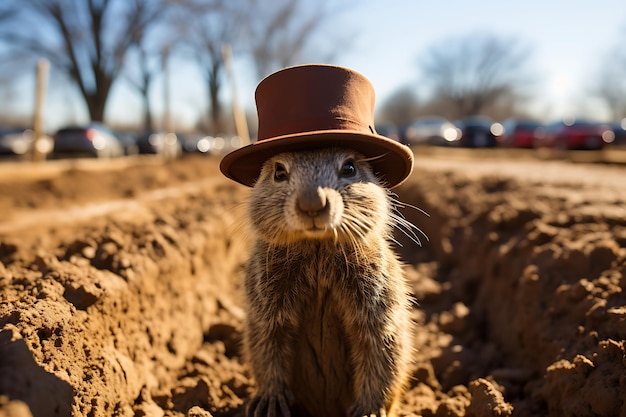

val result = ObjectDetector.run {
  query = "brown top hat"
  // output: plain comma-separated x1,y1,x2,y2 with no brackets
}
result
219,64,414,189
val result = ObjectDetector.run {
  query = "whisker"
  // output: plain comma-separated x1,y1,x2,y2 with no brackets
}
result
345,219,365,243
384,195,430,246
389,212,426,246
389,235,405,248
388,193,430,218
341,214,370,241
389,212,428,236
339,223,360,251
342,225,365,267
343,213,373,234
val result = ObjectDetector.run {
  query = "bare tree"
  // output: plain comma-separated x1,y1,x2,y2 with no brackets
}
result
592,29,626,120
171,0,353,134
0,0,166,123
122,10,174,132
418,32,533,119
124,43,157,131
171,0,247,133
246,0,355,79
377,86,421,128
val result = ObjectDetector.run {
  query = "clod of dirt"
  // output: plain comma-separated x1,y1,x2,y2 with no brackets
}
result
466,378,513,417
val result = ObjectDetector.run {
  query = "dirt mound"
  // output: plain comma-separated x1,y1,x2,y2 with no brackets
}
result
396,167,626,416
1,154,625,416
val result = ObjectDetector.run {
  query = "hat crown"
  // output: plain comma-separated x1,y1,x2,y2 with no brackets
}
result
219,64,414,189
255,65,377,141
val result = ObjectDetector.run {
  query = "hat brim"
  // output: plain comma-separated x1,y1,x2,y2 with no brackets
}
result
219,130,414,189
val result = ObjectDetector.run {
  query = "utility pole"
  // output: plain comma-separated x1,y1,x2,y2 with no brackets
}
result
162,44,172,134
222,44,250,145
32,59,50,161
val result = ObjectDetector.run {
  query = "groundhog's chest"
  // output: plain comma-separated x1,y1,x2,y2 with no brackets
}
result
289,283,355,416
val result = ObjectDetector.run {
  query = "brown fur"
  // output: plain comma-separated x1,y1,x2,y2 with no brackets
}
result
243,148,414,417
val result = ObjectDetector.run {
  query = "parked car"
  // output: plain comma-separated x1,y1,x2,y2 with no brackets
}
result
0,127,31,156
53,123,124,158
178,133,207,154
113,130,139,155
0,127,54,158
499,119,544,148
536,119,613,150
135,131,182,159
609,119,626,146
404,116,460,146
179,133,226,155
222,135,245,154
180,133,203,153
454,116,501,148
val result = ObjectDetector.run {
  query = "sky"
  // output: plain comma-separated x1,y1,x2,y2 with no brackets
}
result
2,0,626,131
330,0,626,122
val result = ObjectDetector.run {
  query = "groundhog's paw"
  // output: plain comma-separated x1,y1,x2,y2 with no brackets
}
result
246,390,292,417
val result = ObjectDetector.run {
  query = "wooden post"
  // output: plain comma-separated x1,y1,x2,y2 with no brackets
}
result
222,44,250,146
32,58,50,161
162,45,171,133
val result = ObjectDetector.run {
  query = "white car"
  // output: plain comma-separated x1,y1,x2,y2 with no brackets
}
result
0,127,53,158
404,116,460,146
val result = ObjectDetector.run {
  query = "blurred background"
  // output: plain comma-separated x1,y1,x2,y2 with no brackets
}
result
0,0,625,161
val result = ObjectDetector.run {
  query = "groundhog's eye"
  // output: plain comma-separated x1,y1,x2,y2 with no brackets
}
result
340,159,356,178
274,162,289,182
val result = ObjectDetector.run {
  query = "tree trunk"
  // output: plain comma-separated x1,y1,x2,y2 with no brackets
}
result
208,63,223,134
87,93,106,122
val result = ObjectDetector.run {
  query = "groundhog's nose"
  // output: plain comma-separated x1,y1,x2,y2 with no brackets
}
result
297,187,329,217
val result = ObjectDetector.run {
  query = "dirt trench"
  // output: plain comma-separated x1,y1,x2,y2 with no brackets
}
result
0,154,625,417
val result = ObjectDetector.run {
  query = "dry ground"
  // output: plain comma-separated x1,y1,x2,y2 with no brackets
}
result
1,151,625,417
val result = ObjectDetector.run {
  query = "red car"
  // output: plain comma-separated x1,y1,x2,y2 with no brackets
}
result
499,119,544,148
538,120,613,150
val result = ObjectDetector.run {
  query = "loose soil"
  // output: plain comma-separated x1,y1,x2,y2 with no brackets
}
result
1,152,625,417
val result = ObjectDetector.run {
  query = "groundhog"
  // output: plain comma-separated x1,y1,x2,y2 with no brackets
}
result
242,146,415,417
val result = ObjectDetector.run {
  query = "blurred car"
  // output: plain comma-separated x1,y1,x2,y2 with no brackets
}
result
536,119,613,150
113,130,139,155
0,127,32,156
609,119,626,146
0,127,53,157
135,130,182,159
193,135,225,155
454,116,501,148
375,124,401,142
222,135,245,154
180,133,203,153
499,119,544,148
178,133,224,155
170,133,244,156
404,116,460,146
53,123,124,158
